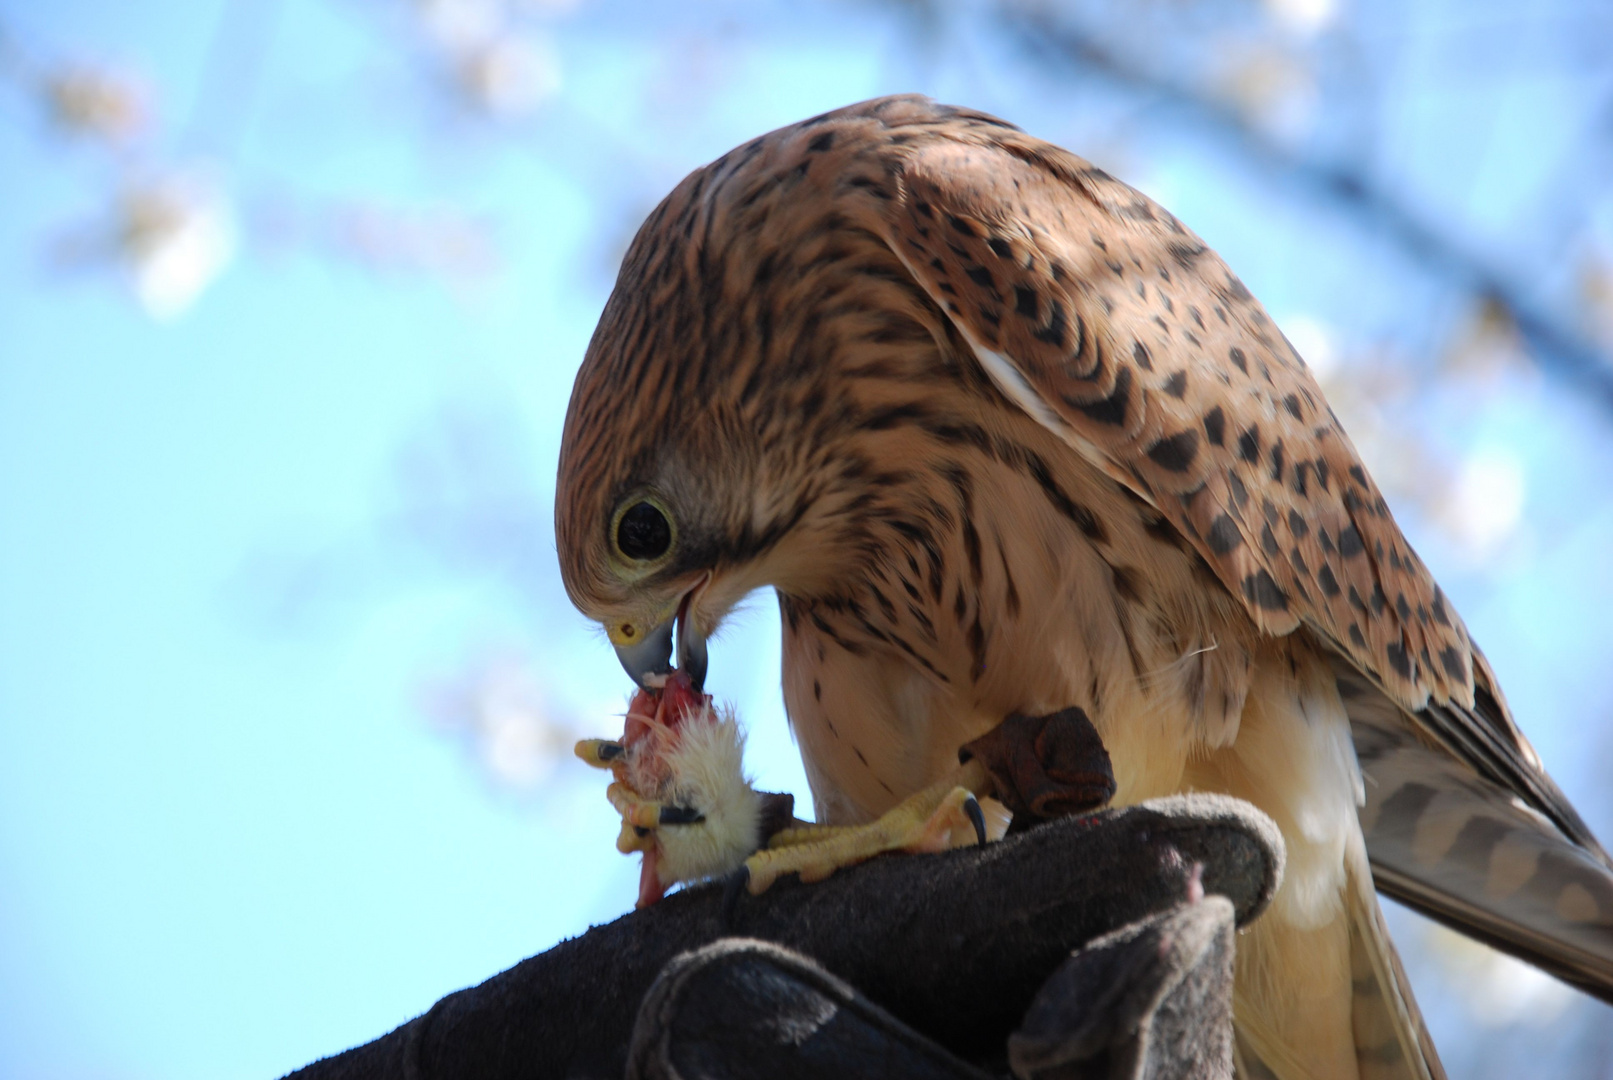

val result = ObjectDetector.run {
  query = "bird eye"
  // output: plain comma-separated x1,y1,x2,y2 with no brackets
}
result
616,501,672,561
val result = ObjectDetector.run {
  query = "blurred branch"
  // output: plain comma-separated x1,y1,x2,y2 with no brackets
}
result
995,3,1613,413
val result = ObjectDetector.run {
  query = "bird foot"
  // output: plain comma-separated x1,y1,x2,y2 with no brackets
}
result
574,738,626,770
741,759,991,895
734,706,1117,898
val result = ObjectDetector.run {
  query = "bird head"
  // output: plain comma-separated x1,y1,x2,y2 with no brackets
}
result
555,99,972,692
554,383,791,692
555,168,882,692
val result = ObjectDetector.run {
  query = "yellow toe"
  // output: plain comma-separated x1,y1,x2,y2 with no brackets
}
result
742,760,989,894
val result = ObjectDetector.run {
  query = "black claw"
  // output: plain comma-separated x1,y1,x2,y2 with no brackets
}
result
964,795,986,846
721,866,750,926
658,805,706,826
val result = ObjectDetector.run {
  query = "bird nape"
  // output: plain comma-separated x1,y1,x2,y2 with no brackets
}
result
554,95,1613,1080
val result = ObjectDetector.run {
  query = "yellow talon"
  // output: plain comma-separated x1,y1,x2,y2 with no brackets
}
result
606,781,666,829
907,786,980,854
616,819,652,854
574,739,626,770
742,759,992,894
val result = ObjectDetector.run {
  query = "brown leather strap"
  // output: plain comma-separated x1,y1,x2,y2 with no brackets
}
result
960,707,1116,821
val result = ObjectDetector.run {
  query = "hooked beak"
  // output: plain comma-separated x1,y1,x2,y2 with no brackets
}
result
612,584,709,692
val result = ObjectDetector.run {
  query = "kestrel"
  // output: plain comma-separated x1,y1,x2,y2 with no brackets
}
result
556,96,1613,1079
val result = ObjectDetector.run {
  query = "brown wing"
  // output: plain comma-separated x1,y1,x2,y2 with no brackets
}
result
775,92,1612,1004
807,96,1597,848
856,112,1468,717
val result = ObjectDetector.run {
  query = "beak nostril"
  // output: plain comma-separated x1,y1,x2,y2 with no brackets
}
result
612,617,675,689
611,580,710,690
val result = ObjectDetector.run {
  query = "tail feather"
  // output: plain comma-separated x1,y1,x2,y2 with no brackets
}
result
1346,856,1444,1080
1227,855,1443,1080
1232,1013,1310,1079
1339,661,1613,1004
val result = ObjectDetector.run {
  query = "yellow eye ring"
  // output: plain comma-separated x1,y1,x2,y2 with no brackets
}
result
609,494,676,569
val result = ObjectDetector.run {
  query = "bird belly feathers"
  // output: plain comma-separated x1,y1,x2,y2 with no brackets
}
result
779,414,1262,821
779,429,1403,1079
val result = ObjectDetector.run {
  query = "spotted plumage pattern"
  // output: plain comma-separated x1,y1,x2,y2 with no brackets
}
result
557,96,1613,1080
880,132,1466,713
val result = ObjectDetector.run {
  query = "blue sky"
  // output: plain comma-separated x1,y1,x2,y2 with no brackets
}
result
0,5,849,1075
3,2,1612,1077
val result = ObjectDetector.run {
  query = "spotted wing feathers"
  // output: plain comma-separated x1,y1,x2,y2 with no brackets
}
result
750,94,1613,1004
859,124,1465,718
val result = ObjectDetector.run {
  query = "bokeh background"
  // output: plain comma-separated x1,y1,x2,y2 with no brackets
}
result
3,0,1613,1076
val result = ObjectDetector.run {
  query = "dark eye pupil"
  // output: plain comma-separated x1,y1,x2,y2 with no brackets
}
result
617,502,671,560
